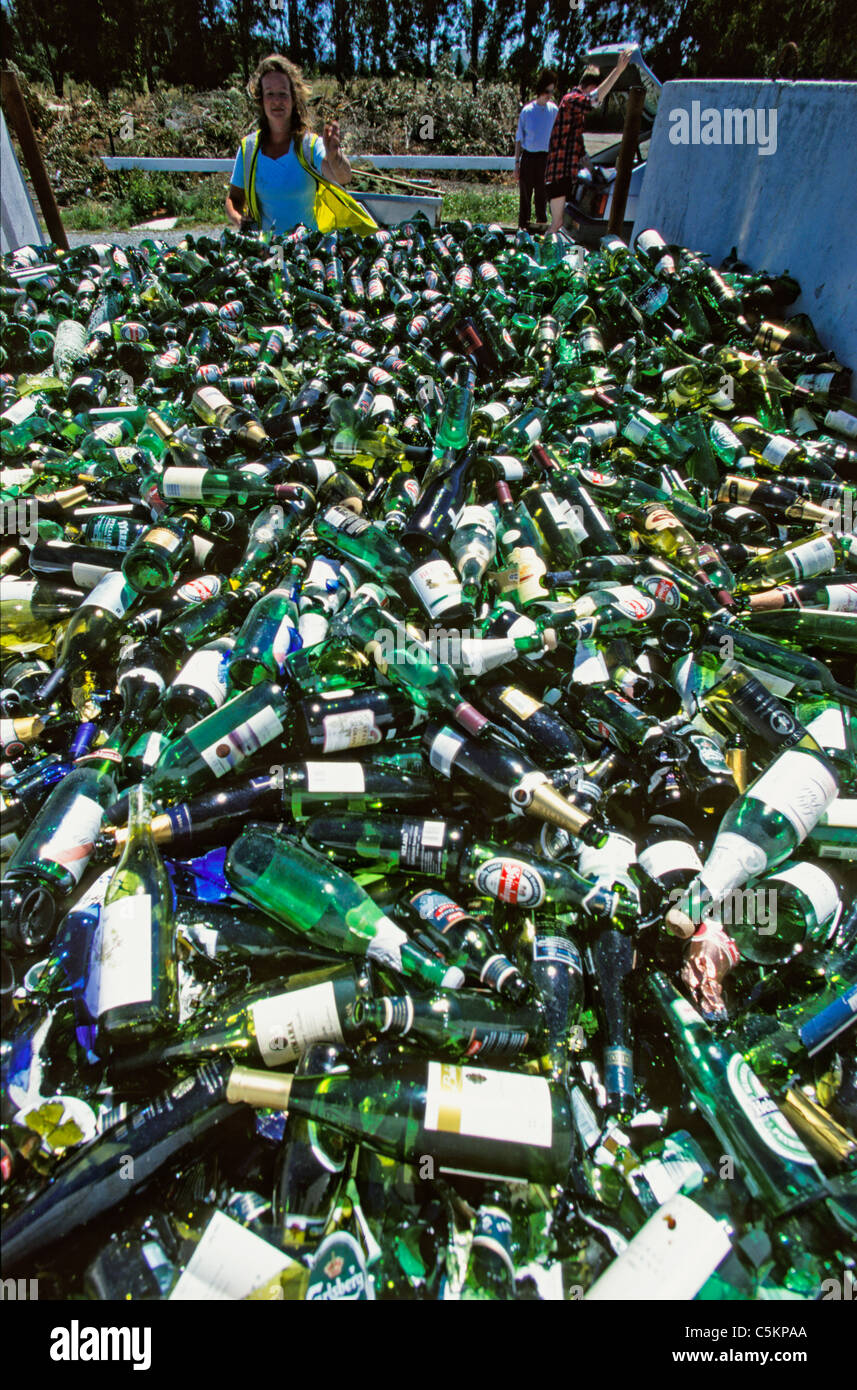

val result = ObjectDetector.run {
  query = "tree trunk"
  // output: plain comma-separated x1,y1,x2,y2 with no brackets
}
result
288,0,301,65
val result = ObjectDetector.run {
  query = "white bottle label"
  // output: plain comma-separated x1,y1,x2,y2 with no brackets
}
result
609,585,657,621
322,708,381,752
429,727,465,777
805,706,848,751
701,831,769,901
252,980,344,1066
298,611,329,649
821,583,857,613
71,560,112,589
199,705,284,778
324,505,369,535
726,1055,816,1165
749,748,839,841
424,1062,552,1148
474,857,546,907
585,1193,731,1301
409,556,463,619
760,435,797,466
498,686,542,719
365,914,408,973
825,408,857,439
638,839,703,879
785,534,835,580
176,647,230,704
93,894,153,1015
2,395,38,425
177,575,222,603
305,762,365,794
162,467,207,500
768,861,840,928
39,792,104,883
170,1211,295,1301
86,569,134,619
457,504,496,533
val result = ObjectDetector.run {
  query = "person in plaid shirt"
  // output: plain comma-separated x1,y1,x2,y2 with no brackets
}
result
545,49,634,233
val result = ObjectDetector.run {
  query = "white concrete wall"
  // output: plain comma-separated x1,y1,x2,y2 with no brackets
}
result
0,111,45,254
632,80,857,371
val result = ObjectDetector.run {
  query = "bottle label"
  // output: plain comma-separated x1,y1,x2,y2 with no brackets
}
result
700,831,768,901
170,1210,299,1301
177,575,222,603
38,792,105,883
637,574,682,608
87,569,135,619
399,819,448,874
805,706,848,751
176,648,229,704
749,748,839,841
514,547,548,604
162,467,207,500
760,435,797,466
321,708,381,753
533,935,582,971
726,1054,817,1166
471,1207,515,1276
92,894,153,1015
199,705,285,779
252,981,344,1066
543,490,587,541
298,611,329,648
306,1232,373,1302
474,857,546,908
796,373,834,393
497,686,542,720
304,762,366,794
69,560,111,589
768,861,840,929
424,1062,552,1147
324,505,370,536
585,1194,731,1301
365,914,409,973
122,665,167,694
785,534,835,580
824,409,857,440
428,727,465,777
638,839,703,879
410,888,468,930
822,583,857,613
143,526,184,555
636,1146,706,1207
409,557,464,620
610,586,657,621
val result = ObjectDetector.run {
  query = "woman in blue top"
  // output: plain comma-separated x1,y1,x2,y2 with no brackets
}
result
225,54,353,233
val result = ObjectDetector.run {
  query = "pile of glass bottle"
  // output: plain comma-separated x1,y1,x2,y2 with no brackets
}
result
0,216,855,1301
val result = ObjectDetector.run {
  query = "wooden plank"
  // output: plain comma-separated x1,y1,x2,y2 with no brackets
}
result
1,71,68,249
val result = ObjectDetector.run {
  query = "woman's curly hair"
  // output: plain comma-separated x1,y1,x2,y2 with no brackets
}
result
247,54,312,142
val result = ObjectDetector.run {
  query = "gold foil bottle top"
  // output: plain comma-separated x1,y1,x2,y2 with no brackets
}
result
226,1066,294,1111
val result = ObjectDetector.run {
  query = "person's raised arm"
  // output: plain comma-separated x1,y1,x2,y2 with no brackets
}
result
593,48,634,107
320,120,352,185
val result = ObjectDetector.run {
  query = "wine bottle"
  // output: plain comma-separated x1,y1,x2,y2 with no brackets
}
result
95,782,178,1048
226,1059,574,1184
352,988,543,1062
401,888,528,1001
225,825,464,991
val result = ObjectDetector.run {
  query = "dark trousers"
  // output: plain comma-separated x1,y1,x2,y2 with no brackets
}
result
518,150,548,227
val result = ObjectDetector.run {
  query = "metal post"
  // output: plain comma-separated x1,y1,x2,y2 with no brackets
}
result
1,70,69,250
608,85,646,235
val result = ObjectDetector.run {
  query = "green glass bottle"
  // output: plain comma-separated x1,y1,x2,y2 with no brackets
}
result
95,781,178,1048
648,973,829,1217
110,963,369,1076
352,988,543,1062
666,741,839,936
143,680,291,804
226,1059,573,1184
227,586,301,691
225,825,465,990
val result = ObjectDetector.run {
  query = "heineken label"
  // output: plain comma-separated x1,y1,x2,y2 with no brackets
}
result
726,1054,817,1166
306,1233,373,1301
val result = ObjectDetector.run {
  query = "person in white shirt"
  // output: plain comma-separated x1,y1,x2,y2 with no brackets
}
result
514,70,559,230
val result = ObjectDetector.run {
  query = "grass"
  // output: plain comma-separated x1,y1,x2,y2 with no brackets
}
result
62,175,228,231
60,171,520,231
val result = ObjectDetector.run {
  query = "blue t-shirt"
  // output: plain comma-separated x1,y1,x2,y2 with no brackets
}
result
231,132,326,232
515,100,559,152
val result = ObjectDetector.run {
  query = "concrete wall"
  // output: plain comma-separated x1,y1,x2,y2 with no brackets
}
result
0,111,45,254
632,80,857,371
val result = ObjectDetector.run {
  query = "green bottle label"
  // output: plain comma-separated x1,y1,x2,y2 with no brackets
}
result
306,1233,373,1301
725,1055,816,1166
